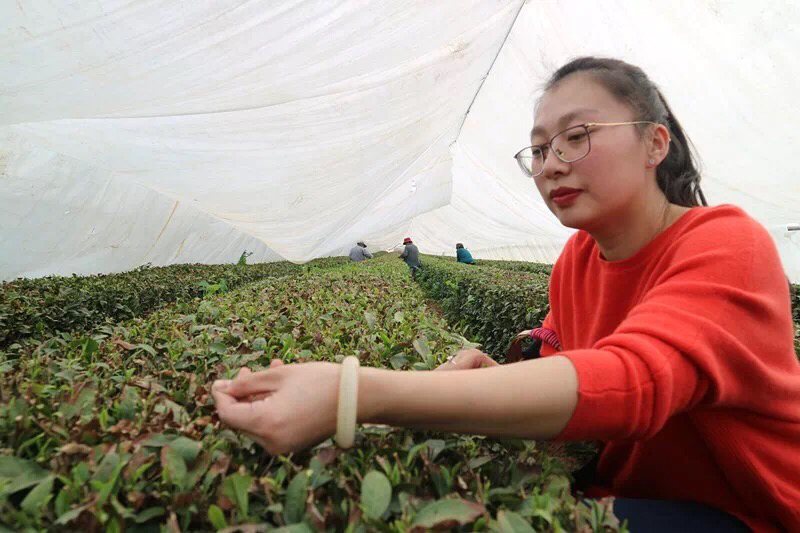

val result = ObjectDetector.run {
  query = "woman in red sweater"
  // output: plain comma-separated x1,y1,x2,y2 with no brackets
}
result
212,57,800,531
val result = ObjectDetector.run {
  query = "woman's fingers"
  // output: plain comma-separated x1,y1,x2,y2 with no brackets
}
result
212,387,273,449
435,349,500,370
213,388,267,429
233,367,268,401
436,349,475,370
461,352,484,369
434,356,457,371
240,364,282,400
432,348,501,371
213,361,286,402
477,354,500,368
211,388,248,427
214,367,281,399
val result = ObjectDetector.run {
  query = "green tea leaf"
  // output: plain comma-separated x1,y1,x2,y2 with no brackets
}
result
60,385,96,420
117,385,141,420
207,504,228,530
136,343,157,356
134,506,166,524
0,456,49,497
410,498,485,529
252,337,268,350
110,497,135,520
209,341,228,355
20,474,54,515
95,460,126,507
272,525,313,533
81,337,99,359
161,446,188,488
389,354,408,369
283,471,309,525
545,476,570,497
55,504,89,525
169,436,202,463
222,473,253,518
424,439,446,461
361,470,392,520
186,451,212,488
54,488,69,517
140,433,176,448
467,455,493,469
414,337,431,359
412,337,431,362
72,461,90,484
496,510,536,532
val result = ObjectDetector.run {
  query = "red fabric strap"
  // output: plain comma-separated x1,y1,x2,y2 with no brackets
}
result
530,327,561,351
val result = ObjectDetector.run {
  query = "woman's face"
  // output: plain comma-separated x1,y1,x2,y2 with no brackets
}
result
532,73,653,231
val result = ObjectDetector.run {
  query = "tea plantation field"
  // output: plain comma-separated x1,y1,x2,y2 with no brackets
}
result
2,255,795,531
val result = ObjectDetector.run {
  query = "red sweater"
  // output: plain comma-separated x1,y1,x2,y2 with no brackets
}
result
540,205,800,532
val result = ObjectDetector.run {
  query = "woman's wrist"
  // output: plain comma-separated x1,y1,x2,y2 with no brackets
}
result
355,366,390,424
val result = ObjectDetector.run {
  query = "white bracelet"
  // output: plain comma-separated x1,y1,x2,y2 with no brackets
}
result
335,356,360,448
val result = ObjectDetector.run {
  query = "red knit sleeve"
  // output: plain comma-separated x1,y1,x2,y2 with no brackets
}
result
556,210,797,441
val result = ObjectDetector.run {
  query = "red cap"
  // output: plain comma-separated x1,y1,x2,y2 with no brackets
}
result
403,237,412,244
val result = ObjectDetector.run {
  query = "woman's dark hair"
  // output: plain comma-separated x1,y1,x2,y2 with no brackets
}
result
456,243,464,249
544,57,707,207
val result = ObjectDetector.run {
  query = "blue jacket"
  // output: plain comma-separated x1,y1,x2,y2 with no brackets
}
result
456,248,475,264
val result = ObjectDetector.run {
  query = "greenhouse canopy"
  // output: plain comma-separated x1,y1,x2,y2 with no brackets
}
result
2,0,798,281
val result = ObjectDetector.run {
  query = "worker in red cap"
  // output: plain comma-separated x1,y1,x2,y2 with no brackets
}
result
399,237,420,279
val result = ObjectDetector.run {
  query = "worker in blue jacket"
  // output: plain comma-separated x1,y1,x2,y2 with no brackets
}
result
456,243,475,265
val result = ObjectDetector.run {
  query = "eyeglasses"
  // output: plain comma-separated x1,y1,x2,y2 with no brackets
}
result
513,121,656,177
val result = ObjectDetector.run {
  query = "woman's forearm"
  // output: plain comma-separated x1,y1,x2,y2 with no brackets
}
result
357,356,579,440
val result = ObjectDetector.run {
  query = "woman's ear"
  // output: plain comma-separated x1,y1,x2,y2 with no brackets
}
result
648,123,670,167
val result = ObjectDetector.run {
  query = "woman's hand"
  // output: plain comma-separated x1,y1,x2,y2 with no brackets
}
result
434,348,500,371
211,359,340,455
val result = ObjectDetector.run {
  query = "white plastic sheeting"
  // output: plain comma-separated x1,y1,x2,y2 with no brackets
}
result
2,1,799,281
